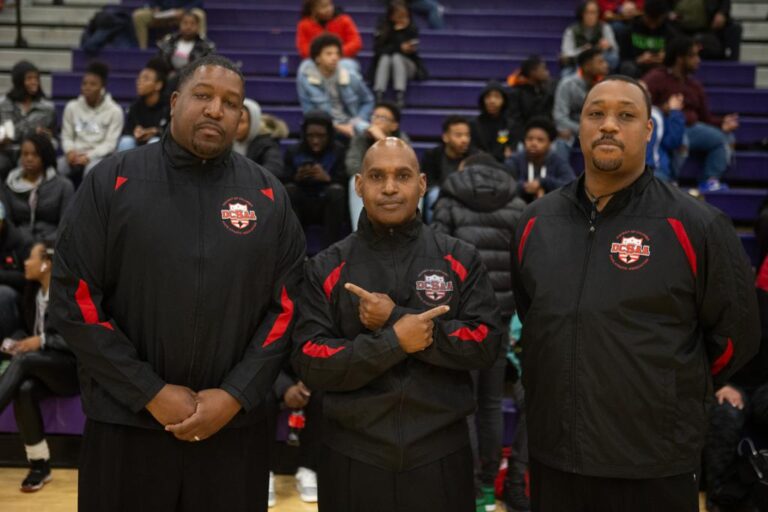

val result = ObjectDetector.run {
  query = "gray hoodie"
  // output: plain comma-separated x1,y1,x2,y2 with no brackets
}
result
233,98,262,156
61,92,124,159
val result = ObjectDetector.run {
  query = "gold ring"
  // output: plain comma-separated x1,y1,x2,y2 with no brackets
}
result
194,435,201,442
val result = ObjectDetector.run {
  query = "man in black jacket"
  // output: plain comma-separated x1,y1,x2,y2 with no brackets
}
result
510,76,759,511
50,55,306,512
292,138,503,511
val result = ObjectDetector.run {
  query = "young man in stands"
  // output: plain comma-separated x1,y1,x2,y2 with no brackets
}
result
117,59,169,152
157,10,216,73
471,81,514,163
58,61,123,188
669,0,742,60
506,55,555,149
643,36,739,192
511,75,759,511
505,117,576,203
132,0,207,50
618,0,679,78
420,115,476,221
283,110,348,250
292,137,503,512
297,34,375,139
552,48,608,162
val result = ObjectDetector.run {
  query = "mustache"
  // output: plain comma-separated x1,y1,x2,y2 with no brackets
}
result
195,122,224,135
592,136,624,149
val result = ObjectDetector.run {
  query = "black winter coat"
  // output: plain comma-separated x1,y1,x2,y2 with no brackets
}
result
0,220,32,292
431,164,526,320
50,134,306,429
511,169,760,478
292,212,503,470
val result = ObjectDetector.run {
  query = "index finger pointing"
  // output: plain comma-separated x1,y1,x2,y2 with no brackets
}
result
344,283,374,299
418,305,450,321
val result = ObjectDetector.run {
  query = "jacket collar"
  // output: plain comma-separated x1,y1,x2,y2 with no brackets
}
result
305,62,351,86
161,131,232,172
356,208,423,248
562,166,654,215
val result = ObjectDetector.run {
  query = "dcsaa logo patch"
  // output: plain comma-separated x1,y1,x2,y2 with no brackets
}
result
415,270,454,305
610,230,651,270
221,197,258,235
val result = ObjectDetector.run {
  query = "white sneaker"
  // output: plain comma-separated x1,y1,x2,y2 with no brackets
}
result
295,466,318,503
268,472,276,508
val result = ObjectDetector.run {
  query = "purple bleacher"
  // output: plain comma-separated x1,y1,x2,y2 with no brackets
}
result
703,188,768,223
0,396,86,435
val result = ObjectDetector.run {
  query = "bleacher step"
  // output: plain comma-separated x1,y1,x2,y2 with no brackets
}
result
0,4,100,26
0,49,71,71
733,2,768,20
0,26,81,48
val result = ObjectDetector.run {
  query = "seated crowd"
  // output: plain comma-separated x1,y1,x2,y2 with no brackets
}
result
0,1,763,512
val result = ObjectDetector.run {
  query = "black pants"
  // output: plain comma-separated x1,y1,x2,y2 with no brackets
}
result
468,354,506,487
284,182,347,249
530,458,698,512
318,444,475,512
0,349,79,445
79,419,270,512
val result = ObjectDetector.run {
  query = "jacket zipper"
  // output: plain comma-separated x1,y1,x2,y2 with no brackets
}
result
570,200,598,473
186,169,206,383
390,227,407,471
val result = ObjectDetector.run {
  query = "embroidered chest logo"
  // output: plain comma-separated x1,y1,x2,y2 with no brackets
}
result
610,230,651,270
415,270,454,305
221,197,257,235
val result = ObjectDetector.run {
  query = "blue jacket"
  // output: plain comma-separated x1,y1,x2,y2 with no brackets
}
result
647,107,685,179
296,60,374,135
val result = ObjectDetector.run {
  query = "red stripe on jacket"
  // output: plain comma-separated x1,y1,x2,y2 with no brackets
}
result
449,324,489,343
667,218,698,277
711,338,734,376
75,279,114,331
518,217,537,263
262,286,294,347
444,255,468,282
302,341,346,359
323,261,346,300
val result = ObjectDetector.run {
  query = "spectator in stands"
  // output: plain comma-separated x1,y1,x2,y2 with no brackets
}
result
117,61,169,152
431,152,525,512
619,0,679,78
283,110,348,248
646,91,686,182
0,202,31,341
643,36,738,192
420,115,477,222
270,369,322,506
296,0,362,63
553,48,608,162
598,0,643,24
233,99,284,178
0,241,78,493
157,10,215,73
58,61,123,188
345,102,410,229
370,0,427,108
506,117,576,203
297,34,375,138
669,0,742,60
471,81,513,163
132,0,207,50
399,0,444,29
2,134,74,243
704,258,768,511
506,55,555,149
0,61,56,179
561,1,619,74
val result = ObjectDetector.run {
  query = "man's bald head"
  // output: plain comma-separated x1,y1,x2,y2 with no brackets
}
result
355,137,425,228
361,137,420,174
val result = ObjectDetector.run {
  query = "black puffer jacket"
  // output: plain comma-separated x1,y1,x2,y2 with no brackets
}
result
431,163,525,320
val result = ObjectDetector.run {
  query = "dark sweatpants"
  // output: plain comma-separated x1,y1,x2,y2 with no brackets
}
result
530,458,699,512
318,444,475,512
79,419,270,512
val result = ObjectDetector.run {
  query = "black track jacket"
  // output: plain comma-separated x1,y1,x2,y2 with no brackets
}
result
511,168,760,479
50,134,306,429
292,212,503,471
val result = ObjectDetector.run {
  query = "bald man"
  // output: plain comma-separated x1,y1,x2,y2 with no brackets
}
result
511,76,759,511
292,138,504,511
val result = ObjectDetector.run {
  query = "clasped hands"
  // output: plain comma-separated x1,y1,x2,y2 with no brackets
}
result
146,385,242,443
344,283,449,353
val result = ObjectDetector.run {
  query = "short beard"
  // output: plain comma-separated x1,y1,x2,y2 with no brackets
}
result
592,156,623,172
191,136,227,159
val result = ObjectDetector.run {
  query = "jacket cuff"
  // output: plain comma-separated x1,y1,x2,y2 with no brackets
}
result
132,368,167,413
220,382,256,412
